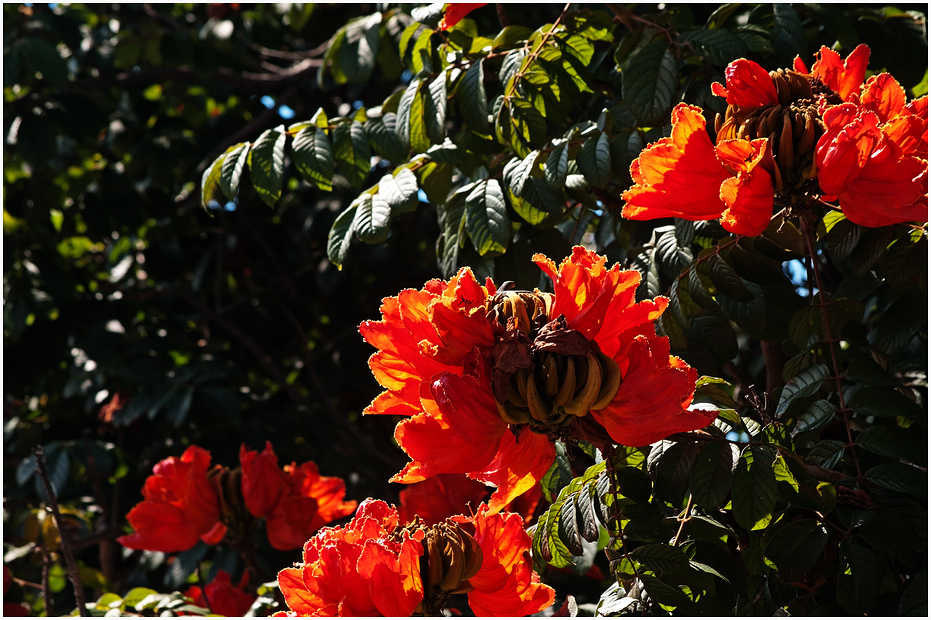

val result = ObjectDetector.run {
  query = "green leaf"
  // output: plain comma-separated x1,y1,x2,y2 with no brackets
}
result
793,399,836,435
856,425,925,465
708,253,754,301
679,29,749,65
435,190,467,277
424,71,447,145
845,357,897,387
545,140,569,187
693,376,737,409
631,544,690,574
558,494,584,557
327,204,357,269
776,364,828,416
899,573,928,616
338,13,382,83
865,463,927,499
365,114,409,163
377,168,419,214
639,574,690,607
621,40,677,126
576,131,611,189
499,98,545,157
121,588,159,610
807,439,845,469
849,387,921,419
732,446,776,530
860,507,926,568
765,519,828,582
292,127,334,191
248,127,286,207
499,48,527,89
201,149,228,207
352,194,391,244
836,539,880,614
333,120,371,187
689,441,737,509
773,3,807,62
219,142,250,200
459,60,489,132
396,78,421,149
465,180,509,256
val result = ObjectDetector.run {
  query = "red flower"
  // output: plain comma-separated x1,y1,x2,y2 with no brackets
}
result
711,59,779,107
117,446,225,553
265,460,358,551
240,442,357,551
185,570,255,617
437,3,487,30
360,248,707,511
622,102,776,236
276,499,554,617
398,473,543,526
794,44,870,103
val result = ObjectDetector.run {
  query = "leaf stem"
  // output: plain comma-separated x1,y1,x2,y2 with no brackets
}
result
800,216,862,479
34,446,88,616
671,494,694,547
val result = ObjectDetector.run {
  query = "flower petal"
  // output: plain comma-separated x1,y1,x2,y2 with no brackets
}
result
860,73,907,123
398,474,489,526
438,3,488,30
471,428,555,514
809,44,869,102
468,507,555,617
714,59,779,107
591,335,709,446
357,537,424,617
240,441,282,518
715,138,776,236
277,566,324,616
392,373,505,483
622,104,730,222
816,104,881,195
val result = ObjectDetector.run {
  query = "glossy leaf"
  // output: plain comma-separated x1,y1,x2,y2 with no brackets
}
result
248,127,287,207
732,446,776,531
465,179,509,256
219,142,250,200
333,120,371,187
292,127,334,191
765,519,828,582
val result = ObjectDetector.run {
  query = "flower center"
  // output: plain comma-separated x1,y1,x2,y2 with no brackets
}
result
208,466,253,538
406,519,483,615
484,287,622,433
715,69,831,191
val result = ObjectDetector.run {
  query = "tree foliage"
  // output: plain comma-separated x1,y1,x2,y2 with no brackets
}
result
4,3,927,617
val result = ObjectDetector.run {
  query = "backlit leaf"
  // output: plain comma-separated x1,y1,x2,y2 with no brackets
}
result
248,127,286,207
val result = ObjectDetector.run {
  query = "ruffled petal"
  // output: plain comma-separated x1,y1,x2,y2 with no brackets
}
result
467,507,555,617
622,104,730,222
277,567,324,616
809,44,869,102
860,73,907,123
392,373,505,483
816,104,881,195
715,138,776,236
591,335,709,447
470,428,555,514
398,474,489,526
838,153,927,227
357,537,424,617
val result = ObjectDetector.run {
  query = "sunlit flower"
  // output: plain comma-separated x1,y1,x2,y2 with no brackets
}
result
398,473,543,527
276,499,554,617
184,569,256,617
117,446,225,554
621,103,776,236
360,248,707,511
438,3,487,30
622,44,928,232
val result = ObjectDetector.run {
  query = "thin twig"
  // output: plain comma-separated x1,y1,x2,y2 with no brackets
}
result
800,217,862,478
39,539,53,615
671,494,694,547
34,446,88,616
195,563,214,614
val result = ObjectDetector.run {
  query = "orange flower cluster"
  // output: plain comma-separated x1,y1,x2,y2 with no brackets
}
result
275,498,554,617
360,247,709,511
117,443,356,553
622,44,928,234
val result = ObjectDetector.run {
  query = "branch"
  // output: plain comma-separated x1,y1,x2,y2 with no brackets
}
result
34,446,88,616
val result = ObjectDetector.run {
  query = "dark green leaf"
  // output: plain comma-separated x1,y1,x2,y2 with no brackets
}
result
333,120,371,187
690,315,738,363
558,494,584,557
458,60,489,132
845,356,897,387
693,376,737,409
849,387,921,419
621,40,677,125
639,574,690,607
776,364,828,416
793,399,836,435
365,114,409,163
773,3,807,62
765,519,828,582
679,29,749,65
732,446,776,531
836,539,880,614
201,149,229,207
899,573,928,616
545,141,569,187
327,204,357,269
293,127,334,191
248,127,286,206
865,463,927,499
219,142,250,200
856,425,925,465
417,161,453,204
424,71,447,144
689,441,737,509
631,544,690,574
709,253,753,302
576,131,611,189
465,180,509,256
861,507,926,568
806,439,845,469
